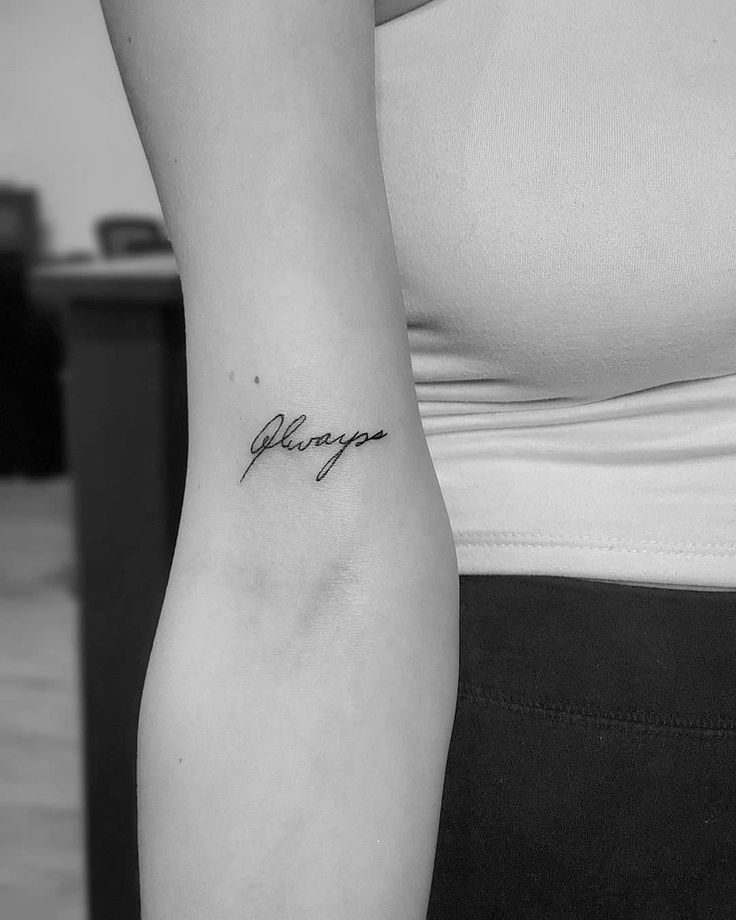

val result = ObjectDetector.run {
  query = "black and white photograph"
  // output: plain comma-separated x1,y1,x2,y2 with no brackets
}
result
2,1,736,917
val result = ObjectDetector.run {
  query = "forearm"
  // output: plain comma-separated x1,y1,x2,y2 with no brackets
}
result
138,495,459,920
98,0,460,913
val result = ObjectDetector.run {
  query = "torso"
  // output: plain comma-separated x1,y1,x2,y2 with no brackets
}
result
375,0,435,27
374,0,736,592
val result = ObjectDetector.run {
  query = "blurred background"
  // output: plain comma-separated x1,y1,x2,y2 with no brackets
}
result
3,0,163,257
2,2,184,918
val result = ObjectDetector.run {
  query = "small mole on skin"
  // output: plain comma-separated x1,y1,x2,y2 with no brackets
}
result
228,370,234,382
254,375,260,384
178,758,182,764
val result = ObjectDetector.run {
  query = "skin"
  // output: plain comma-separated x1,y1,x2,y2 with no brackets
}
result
98,0,461,917
240,413,389,483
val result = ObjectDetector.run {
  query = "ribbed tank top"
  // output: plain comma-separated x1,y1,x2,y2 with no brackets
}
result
375,0,736,590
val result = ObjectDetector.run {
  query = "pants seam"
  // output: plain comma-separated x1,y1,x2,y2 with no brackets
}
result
457,681,736,738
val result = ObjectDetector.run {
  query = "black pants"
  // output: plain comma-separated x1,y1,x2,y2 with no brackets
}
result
427,575,736,920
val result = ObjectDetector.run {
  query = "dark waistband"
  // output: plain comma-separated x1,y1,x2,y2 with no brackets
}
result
458,574,736,729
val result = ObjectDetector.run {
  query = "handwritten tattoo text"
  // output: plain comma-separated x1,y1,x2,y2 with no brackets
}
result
240,413,388,483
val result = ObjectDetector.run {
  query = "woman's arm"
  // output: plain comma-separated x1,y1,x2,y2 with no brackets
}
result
98,1,459,917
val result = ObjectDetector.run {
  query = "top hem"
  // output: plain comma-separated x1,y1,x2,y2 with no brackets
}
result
454,530,736,590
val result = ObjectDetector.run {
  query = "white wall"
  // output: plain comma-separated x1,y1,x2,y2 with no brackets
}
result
1,0,162,256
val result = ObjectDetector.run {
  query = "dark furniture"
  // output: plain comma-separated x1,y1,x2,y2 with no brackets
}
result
30,255,187,920
95,216,173,258
0,183,43,261
0,185,66,475
0,252,66,476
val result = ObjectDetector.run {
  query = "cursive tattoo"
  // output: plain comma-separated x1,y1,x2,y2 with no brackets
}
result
240,413,388,483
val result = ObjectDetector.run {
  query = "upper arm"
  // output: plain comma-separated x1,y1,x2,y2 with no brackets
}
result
98,0,447,583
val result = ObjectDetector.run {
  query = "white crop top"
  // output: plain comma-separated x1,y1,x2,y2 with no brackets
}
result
375,0,736,589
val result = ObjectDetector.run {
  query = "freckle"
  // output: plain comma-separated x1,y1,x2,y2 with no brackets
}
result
178,758,183,764
228,370,234,382
254,375,260,384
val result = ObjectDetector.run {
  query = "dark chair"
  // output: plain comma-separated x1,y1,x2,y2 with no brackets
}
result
95,216,172,258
